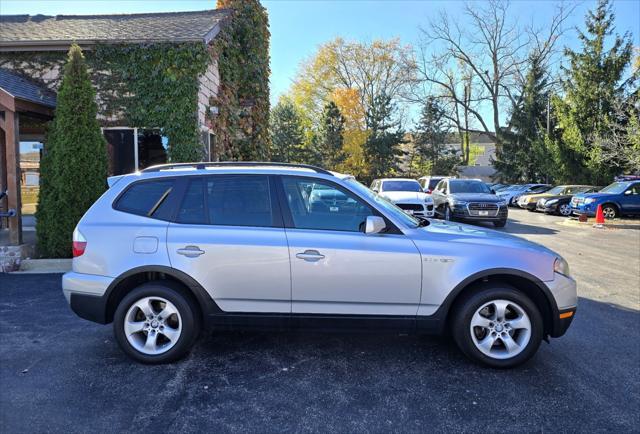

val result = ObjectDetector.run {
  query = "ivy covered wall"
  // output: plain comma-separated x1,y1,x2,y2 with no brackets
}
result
212,0,271,161
0,3,271,163
0,43,210,162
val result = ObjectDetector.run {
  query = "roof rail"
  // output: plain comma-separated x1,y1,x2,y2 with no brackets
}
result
140,161,334,176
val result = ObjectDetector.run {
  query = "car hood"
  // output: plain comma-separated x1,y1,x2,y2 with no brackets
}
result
381,191,429,203
574,192,615,200
449,193,501,202
417,220,557,255
540,194,571,201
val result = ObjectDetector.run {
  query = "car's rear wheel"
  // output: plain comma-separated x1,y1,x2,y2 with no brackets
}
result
113,282,200,364
558,203,572,216
451,286,543,368
601,204,618,219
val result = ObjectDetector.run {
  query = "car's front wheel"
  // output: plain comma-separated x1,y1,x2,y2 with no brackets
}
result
113,282,200,364
493,219,507,228
558,203,572,216
451,286,543,368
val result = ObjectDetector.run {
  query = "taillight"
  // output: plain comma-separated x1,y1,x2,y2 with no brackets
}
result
426,189,432,194
72,228,87,257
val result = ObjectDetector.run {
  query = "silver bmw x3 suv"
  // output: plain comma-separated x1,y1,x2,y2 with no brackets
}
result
63,162,577,368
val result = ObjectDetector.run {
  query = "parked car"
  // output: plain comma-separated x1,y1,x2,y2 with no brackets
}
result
62,162,576,368
418,175,449,194
497,184,551,206
371,178,434,217
517,185,595,211
488,183,510,192
431,178,509,227
571,180,640,219
536,186,600,216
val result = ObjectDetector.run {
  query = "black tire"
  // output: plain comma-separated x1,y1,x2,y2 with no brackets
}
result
601,204,618,220
493,219,507,228
444,205,453,221
113,281,201,364
451,285,543,368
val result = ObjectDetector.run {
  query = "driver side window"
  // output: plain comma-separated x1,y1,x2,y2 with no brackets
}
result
282,177,374,232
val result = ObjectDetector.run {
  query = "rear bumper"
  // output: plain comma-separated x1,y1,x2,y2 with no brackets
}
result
62,272,113,324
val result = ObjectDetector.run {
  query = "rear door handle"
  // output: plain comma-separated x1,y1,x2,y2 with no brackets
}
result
296,249,325,262
176,245,205,258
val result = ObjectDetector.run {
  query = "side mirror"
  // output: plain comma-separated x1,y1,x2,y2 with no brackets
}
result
624,190,632,195
365,216,386,234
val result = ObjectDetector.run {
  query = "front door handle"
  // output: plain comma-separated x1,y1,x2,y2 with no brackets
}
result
176,245,205,258
296,249,325,262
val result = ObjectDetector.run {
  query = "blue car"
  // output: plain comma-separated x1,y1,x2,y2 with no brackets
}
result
570,181,640,219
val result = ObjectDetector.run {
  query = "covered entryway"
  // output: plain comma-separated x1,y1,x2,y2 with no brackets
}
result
0,68,56,247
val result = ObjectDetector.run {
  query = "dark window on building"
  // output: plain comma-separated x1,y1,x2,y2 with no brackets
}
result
115,179,174,219
104,129,135,176
138,130,168,170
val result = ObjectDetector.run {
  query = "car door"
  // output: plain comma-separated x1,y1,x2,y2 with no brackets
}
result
279,176,422,316
166,175,291,313
620,183,640,214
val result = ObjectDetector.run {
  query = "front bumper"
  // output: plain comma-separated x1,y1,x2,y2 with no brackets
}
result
571,203,596,216
537,201,558,213
62,272,114,324
545,272,578,337
450,204,508,222
395,202,435,217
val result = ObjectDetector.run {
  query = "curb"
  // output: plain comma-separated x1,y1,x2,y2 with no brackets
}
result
10,258,72,274
558,219,640,230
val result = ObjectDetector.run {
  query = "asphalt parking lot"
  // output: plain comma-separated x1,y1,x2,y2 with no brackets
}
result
1,209,639,433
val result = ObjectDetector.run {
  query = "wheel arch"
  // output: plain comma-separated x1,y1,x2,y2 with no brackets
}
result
104,266,221,325
435,268,558,337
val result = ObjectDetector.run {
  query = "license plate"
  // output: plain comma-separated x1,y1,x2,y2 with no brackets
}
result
478,210,489,216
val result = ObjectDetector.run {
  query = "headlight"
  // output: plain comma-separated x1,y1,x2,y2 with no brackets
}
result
585,198,596,204
554,257,570,277
545,199,558,206
424,196,433,203
450,199,467,206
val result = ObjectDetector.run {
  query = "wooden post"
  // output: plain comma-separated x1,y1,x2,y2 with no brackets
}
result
4,109,22,245
0,128,6,215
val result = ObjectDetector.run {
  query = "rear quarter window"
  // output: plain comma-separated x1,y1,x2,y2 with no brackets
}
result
114,179,175,219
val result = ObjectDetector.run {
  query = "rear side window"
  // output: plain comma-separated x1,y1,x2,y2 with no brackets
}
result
176,175,275,227
115,179,174,219
428,179,440,190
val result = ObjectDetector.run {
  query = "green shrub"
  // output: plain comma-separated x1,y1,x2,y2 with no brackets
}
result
36,44,108,258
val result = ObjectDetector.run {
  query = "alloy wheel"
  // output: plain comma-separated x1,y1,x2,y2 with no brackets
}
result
559,204,571,216
469,299,531,360
602,206,617,219
124,296,182,356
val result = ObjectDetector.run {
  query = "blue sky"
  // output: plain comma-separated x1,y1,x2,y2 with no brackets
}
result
2,0,639,122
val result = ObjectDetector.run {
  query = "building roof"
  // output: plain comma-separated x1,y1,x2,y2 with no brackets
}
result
0,9,231,51
0,68,57,107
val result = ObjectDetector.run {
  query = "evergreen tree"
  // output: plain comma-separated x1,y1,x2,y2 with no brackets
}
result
317,101,346,169
363,94,405,183
269,97,307,163
495,53,551,182
412,97,459,176
36,44,108,258
552,0,634,184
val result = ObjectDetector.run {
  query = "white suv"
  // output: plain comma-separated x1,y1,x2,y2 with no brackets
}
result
370,178,434,217
63,163,577,368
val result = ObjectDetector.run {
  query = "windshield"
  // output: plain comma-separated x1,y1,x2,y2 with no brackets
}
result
599,182,630,194
546,186,565,195
449,180,491,194
382,180,422,192
345,178,420,228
